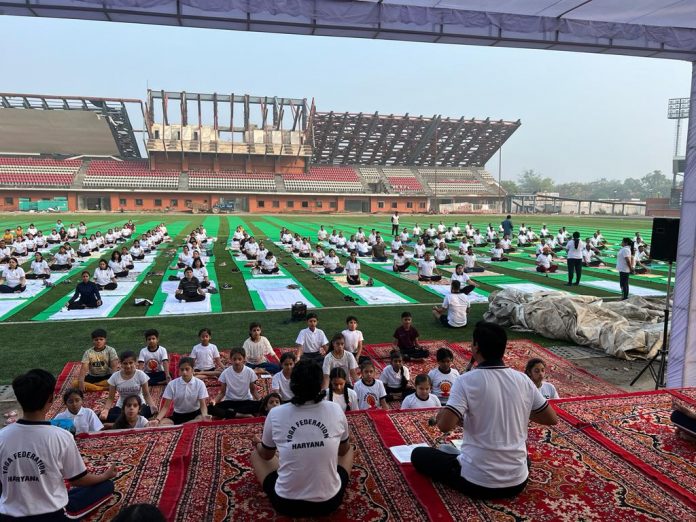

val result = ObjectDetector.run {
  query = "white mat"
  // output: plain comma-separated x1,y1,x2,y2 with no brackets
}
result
422,284,451,296
245,278,295,291
159,280,216,295
47,295,124,321
257,289,316,310
582,280,666,297
350,286,409,305
0,277,59,300
99,281,140,297
160,294,212,315
0,299,27,319
498,283,558,294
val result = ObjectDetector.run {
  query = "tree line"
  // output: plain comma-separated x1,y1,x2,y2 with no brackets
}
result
501,169,675,200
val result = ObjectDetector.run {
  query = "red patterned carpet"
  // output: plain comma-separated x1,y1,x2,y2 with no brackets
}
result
168,414,428,521
78,427,185,521
374,408,696,521
554,390,696,504
48,344,696,521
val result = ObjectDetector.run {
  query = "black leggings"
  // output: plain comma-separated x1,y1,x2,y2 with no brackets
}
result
113,271,129,278
50,263,72,271
411,447,527,499
619,271,630,300
346,274,361,285
567,258,582,284
67,300,100,310
0,285,25,294
26,273,50,279
179,293,206,302
97,282,118,291
261,267,280,274
418,275,442,282
209,400,260,418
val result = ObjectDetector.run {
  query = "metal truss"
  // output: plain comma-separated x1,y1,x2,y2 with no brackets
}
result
310,112,520,167
0,92,143,159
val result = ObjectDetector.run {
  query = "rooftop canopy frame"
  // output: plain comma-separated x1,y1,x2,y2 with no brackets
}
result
2,0,696,387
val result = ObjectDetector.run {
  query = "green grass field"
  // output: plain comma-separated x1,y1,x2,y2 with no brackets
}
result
0,212,661,383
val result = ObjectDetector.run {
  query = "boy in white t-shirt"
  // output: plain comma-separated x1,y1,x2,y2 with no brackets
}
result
295,313,329,362
0,369,116,520
210,347,261,418
342,315,366,363
191,327,224,377
428,347,460,404
54,388,104,435
137,328,171,386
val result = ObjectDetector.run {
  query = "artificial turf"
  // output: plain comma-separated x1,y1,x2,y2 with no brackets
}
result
0,212,659,383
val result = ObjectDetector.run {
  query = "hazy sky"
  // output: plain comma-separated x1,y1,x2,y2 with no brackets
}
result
0,16,691,184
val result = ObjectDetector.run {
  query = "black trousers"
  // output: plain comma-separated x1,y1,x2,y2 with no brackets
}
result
567,258,583,284
619,271,630,299
411,447,527,499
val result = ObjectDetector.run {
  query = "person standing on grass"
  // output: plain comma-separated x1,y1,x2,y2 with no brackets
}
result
565,231,583,286
251,360,353,518
391,211,400,236
616,238,634,300
411,322,558,499
501,215,513,237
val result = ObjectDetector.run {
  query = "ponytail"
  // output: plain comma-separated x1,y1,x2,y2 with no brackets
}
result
343,386,351,412
572,231,580,250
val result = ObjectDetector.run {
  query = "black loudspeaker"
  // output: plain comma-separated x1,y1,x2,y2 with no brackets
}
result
650,218,679,262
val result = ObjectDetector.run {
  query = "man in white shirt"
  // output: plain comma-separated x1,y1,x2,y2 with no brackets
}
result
0,369,116,519
411,322,557,498
391,211,400,235
432,280,470,327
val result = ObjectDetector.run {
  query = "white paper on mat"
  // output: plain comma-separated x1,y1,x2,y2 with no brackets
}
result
257,289,316,310
47,295,123,321
0,299,26,319
350,286,409,304
498,283,556,294
245,278,295,291
389,443,429,464
160,294,212,315
582,280,666,296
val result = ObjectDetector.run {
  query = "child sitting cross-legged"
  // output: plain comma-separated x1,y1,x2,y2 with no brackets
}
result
243,322,281,375
209,347,261,419
271,352,296,403
53,388,104,435
138,328,171,386
354,360,388,410
150,357,211,426
100,351,159,423
191,327,224,377
401,374,442,409
0,369,116,519
379,350,414,401
75,328,119,392
325,367,359,412
428,347,460,405
322,333,359,390
111,395,150,429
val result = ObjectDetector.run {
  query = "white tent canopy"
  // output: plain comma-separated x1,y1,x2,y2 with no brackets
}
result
1,1,695,385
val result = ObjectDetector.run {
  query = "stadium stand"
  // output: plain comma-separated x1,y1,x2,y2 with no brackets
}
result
0,157,81,187
382,168,424,192
417,167,492,194
358,167,382,183
84,160,179,189
189,171,276,191
282,166,364,192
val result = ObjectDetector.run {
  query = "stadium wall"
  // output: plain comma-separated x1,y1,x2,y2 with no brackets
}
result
0,191,78,212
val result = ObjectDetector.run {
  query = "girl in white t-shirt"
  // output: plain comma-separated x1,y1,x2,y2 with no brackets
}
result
243,322,281,374
0,258,26,294
111,395,150,430
191,258,210,288
379,350,413,401
326,367,359,412
323,250,344,274
51,246,72,271
54,388,103,434
191,327,223,376
26,252,51,279
354,361,388,410
109,251,129,278
271,352,296,402
94,259,118,290
260,252,280,274
101,351,158,423
344,252,361,285
401,374,442,410
525,358,560,400
210,347,261,418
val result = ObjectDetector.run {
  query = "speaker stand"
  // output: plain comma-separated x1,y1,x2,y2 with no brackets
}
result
630,260,673,389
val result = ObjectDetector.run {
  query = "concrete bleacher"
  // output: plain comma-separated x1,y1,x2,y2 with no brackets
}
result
282,166,364,192
189,171,276,191
84,161,179,189
0,158,81,187
417,167,495,194
382,168,424,192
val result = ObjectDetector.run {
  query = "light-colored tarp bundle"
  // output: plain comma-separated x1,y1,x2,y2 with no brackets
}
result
483,289,666,360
